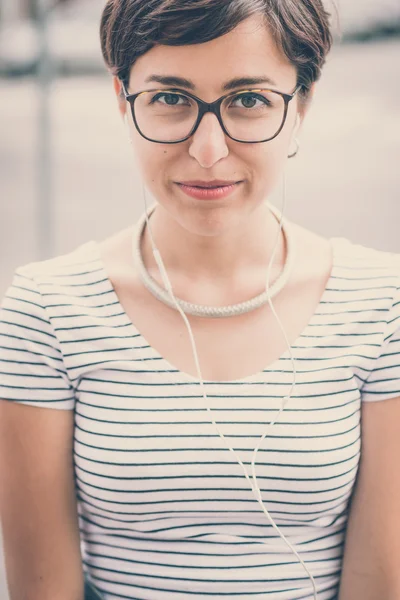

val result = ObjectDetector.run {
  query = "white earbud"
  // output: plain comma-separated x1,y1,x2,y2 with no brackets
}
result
288,114,301,158
294,113,301,135
124,113,132,145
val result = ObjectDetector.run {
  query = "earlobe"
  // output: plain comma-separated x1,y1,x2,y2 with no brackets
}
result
113,76,127,120
288,114,301,159
120,105,128,123
113,75,122,98
308,82,317,102
292,113,301,136
124,113,133,145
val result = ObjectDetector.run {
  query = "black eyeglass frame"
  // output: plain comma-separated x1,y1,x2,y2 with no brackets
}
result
121,81,302,144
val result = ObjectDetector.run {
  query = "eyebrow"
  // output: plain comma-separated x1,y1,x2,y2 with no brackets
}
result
144,75,277,91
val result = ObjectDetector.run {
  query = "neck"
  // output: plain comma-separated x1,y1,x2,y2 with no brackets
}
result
141,201,286,284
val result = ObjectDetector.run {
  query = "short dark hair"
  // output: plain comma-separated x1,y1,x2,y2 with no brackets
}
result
100,0,334,104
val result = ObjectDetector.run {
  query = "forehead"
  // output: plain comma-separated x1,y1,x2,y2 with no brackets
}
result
129,14,296,94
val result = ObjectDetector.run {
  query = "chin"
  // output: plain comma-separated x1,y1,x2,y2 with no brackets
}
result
173,198,257,238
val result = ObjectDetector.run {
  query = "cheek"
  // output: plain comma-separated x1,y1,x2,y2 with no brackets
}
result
246,136,290,175
131,135,164,174
130,135,179,195
241,135,291,198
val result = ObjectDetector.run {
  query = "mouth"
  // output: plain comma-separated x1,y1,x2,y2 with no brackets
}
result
177,180,242,189
175,181,242,200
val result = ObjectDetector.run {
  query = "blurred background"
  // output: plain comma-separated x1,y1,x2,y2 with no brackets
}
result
0,0,400,597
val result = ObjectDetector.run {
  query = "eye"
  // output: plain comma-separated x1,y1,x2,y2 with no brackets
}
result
229,92,272,110
149,92,192,107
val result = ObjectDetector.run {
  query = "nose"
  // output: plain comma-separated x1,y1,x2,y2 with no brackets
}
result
188,111,229,168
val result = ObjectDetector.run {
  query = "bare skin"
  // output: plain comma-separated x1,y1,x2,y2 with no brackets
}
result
97,219,333,382
2,12,400,600
102,14,333,382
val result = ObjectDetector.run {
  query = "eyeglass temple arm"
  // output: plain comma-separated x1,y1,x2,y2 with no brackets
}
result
291,84,303,98
121,80,130,98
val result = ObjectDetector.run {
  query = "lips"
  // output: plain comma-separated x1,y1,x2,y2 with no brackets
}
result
176,181,240,200
177,180,239,188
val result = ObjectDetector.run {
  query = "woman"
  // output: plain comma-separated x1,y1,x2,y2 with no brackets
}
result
1,1,399,599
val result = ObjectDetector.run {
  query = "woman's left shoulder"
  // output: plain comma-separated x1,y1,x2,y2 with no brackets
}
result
331,237,400,277
346,239,400,404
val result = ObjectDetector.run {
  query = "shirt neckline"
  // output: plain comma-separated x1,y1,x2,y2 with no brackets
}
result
87,235,345,386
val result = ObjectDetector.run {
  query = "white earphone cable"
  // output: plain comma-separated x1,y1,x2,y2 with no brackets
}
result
141,177,318,599
126,109,318,598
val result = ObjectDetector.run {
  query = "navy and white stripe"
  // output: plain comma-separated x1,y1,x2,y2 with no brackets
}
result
1,235,399,600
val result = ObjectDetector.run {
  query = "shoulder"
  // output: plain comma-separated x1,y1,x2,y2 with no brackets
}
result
4,239,111,313
299,222,400,296
298,219,400,276
327,236,400,403
297,225,400,352
329,235,400,340
291,223,400,304
12,240,101,287
1,238,112,347
0,242,104,408
337,236,400,272
333,236,400,308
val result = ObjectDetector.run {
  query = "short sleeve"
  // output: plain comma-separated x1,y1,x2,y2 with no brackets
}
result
0,267,76,409
361,281,400,402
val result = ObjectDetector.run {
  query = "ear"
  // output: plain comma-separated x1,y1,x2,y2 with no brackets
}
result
306,82,317,107
113,76,127,121
298,82,317,124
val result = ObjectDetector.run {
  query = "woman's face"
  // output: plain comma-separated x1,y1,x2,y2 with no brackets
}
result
115,14,306,236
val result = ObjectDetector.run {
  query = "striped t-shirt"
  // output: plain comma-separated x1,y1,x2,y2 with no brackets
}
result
1,234,400,600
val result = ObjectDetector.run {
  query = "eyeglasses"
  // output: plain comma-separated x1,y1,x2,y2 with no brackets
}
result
122,81,301,144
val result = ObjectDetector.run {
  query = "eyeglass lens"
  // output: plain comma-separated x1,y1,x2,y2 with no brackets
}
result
132,90,286,142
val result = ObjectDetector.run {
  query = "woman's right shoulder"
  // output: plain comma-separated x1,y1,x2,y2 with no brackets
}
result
2,239,112,316
0,239,115,409
10,239,102,288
